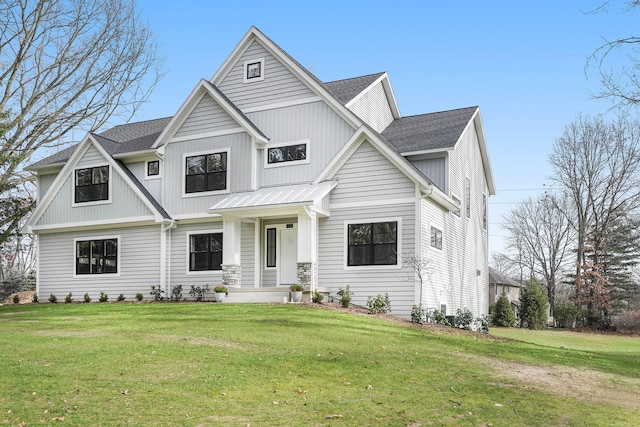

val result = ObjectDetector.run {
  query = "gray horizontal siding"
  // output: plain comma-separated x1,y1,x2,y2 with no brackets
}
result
318,203,416,318
218,40,315,111
331,141,416,205
38,225,162,300
175,93,238,138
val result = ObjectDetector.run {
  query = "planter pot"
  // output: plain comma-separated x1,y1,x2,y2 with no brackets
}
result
215,292,226,303
291,291,302,303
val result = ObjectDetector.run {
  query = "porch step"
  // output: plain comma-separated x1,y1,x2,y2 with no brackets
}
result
224,287,293,303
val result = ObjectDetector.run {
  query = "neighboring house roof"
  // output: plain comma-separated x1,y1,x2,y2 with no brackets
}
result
489,267,521,288
324,72,386,105
381,106,478,153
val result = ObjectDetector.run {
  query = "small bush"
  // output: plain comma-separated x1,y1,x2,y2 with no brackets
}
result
411,305,427,324
337,285,353,308
432,309,450,326
99,292,108,302
13,294,20,304
65,293,73,304
554,301,579,328
190,285,207,301
491,293,517,327
117,293,126,302
454,308,474,330
135,293,143,301
366,293,391,314
475,315,490,334
48,294,57,304
150,285,164,301
84,293,91,303
170,284,183,302
312,291,324,304
290,283,304,292
213,285,227,294
612,310,640,333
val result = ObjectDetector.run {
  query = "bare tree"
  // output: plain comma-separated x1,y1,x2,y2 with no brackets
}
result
0,0,163,241
549,114,640,319
586,1,640,107
502,193,574,315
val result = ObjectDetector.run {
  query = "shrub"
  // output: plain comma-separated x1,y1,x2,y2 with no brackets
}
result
12,294,20,304
117,293,126,302
135,293,143,301
432,309,451,326
454,308,474,330
190,285,207,301
366,293,391,314
290,283,304,292
48,294,57,304
475,315,490,334
65,293,73,304
492,293,517,327
150,285,164,301
337,285,353,308
170,284,183,302
411,305,427,324
612,310,640,333
84,293,91,303
312,291,324,304
520,280,549,330
99,292,108,302
554,301,579,328
213,285,227,294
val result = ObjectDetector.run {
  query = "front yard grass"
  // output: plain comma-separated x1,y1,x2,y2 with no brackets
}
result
1,303,638,426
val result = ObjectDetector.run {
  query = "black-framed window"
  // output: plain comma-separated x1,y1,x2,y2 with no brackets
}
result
430,226,443,250
189,233,223,271
266,228,276,268
465,177,471,218
147,160,160,177
482,193,487,230
267,144,306,164
76,238,118,275
246,61,262,80
75,166,109,203
347,221,397,266
185,152,227,194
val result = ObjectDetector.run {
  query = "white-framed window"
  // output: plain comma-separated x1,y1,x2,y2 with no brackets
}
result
465,177,471,219
182,148,230,198
73,164,111,206
186,230,223,274
74,235,120,277
265,140,310,168
450,194,461,218
145,159,161,180
430,226,443,250
482,193,488,230
344,217,402,269
243,58,265,83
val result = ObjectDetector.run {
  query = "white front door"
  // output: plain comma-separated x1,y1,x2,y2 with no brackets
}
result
279,227,298,285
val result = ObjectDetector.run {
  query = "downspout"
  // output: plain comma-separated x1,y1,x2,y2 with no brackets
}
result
160,219,177,295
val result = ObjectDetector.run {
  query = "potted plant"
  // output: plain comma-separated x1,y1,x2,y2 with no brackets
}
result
290,283,304,303
214,285,227,303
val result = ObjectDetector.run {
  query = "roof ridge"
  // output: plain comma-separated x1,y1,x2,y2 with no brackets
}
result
323,71,386,85
398,106,478,120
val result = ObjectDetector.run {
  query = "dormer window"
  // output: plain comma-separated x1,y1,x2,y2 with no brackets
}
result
75,165,109,203
243,58,264,83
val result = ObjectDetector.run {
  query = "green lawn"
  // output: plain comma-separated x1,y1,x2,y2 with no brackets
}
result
1,303,639,426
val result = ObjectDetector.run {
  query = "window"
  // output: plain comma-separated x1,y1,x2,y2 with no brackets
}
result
347,221,397,266
185,152,227,194
482,193,487,230
266,228,277,268
76,238,118,275
147,160,160,178
430,226,443,250
243,58,265,83
268,143,307,164
189,233,223,271
465,177,471,218
451,194,461,217
75,166,109,203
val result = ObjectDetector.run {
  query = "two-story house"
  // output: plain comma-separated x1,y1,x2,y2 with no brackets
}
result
24,27,495,318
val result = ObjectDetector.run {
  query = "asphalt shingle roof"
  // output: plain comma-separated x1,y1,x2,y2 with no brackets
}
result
323,72,385,105
381,106,478,153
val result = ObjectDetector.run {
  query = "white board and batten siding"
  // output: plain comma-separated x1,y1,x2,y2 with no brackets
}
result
123,160,163,205
411,157,447,193
240,221,256,288
37,145,155,227
248,101,355,187
319,140,419,318
347,81,394,133
37,173,58,202
174,93,239,139
217,40,316,112
37,225,162,300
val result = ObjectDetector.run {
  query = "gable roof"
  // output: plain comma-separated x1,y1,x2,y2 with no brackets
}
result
489,267,521,288
382,106,478,153
324,72,386,105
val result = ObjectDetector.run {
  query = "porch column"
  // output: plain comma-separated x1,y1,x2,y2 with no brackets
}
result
221,215,241,288
297,208,317,291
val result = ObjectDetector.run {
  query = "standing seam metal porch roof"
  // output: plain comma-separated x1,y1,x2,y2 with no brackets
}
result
208,181,336,213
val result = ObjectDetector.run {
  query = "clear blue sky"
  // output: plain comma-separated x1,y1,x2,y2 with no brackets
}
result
133,0,634,257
